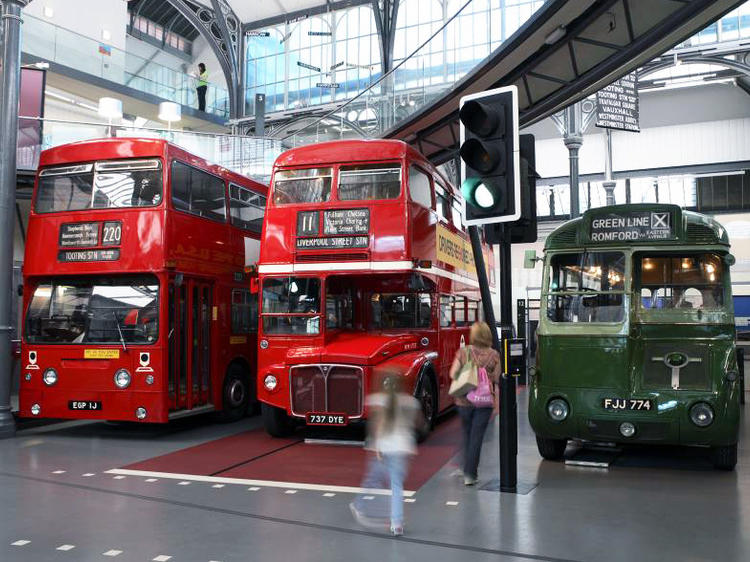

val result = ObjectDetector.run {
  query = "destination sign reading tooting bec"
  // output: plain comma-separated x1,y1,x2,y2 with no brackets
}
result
590,211,673,242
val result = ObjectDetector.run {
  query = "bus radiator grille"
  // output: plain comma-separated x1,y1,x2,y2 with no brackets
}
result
290,365,363,417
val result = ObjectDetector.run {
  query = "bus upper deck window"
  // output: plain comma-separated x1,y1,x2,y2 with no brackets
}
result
639,254,724,310
338,164,401,201
273,168,332,204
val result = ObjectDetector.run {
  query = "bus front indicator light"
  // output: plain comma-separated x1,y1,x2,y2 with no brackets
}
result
690,402,714,427
43,368,58,386
114,369,131,389
31,403,41,416
145,375,154,385
264,374,278,391
619,422,636,438
135,407,147,420
547,398,569,422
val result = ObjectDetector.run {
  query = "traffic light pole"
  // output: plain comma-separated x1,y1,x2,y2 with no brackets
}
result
468,225,517,492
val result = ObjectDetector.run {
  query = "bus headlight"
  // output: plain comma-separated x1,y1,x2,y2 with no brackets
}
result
264,374,278,391
619,422,636,438
135,407,147,420
689,402,714,427
547,398,569,422
114,369,131,389
43,368,58,386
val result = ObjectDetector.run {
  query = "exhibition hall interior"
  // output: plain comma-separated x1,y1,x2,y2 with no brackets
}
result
2,0,750,560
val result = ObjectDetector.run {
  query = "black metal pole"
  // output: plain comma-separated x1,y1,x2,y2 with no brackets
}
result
468,225,516,492
0,0,28,439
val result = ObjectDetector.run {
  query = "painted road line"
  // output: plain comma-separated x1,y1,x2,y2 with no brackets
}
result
56,545,76,551
285,490,297,494
145,478,158,482
52,470,66,474
112,475,126,480
178,481,191,486
11,540,30,546
212,484,225,488
104,468,416,497
446,501,459,506
363,495,375,500
102,550,123,556
82,473,95,477
323,493,336,497
153,556,172,561
404,498,416,503
248,487,261,491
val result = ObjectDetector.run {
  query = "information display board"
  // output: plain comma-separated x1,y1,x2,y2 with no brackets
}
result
596,72,639,132
589,210,674,242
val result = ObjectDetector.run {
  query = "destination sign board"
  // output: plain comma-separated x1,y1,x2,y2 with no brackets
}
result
296,236,368,250
297,61,321,72
590,211,673,242
316,82,340,89
59,222,99,247
58,249,121,262
596,72,640,132
323,208,369,235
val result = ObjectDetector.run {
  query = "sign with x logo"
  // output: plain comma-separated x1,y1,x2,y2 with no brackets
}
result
651,212,670,229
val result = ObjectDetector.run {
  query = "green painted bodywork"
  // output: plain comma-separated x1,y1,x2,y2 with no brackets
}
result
529,204,740,448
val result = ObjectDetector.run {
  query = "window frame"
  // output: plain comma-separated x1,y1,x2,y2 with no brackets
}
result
170,160,228,223
407,164,434,210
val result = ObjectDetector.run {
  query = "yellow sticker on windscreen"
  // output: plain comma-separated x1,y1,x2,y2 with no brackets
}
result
84,349,120,359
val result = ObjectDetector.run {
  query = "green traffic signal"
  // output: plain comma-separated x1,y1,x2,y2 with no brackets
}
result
461,177,498,210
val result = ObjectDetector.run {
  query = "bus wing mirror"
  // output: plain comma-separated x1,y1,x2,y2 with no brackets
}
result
725,254,736,267
524,250,539,269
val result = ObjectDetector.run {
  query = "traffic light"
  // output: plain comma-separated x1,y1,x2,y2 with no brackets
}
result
459,86,520,226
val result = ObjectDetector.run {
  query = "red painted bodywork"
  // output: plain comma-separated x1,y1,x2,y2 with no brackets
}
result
257,139,495,422
20,138,267,423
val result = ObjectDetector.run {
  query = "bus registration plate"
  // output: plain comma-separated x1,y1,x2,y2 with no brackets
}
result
602,398,653,411
305,413,349,426
68,401,102,411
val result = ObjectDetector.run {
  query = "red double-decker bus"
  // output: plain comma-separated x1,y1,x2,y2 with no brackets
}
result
19,138,267,423
256,139,494,438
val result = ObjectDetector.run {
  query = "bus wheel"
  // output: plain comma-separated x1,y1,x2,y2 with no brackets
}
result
261,403,294,437
217,366,250,423
416,375,436,443
711,444,737,470
536,435,567,460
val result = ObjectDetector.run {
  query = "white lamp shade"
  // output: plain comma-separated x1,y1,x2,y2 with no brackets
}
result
98,97,123,119
158,102,182,123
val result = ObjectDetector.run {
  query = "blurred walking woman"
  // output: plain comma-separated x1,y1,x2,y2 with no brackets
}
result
449,321,500,485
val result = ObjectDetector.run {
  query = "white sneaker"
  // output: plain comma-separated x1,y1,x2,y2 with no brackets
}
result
464,476,478,486
449,468,464,478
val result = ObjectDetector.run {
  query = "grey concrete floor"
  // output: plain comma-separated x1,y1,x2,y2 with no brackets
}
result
0,389,748,562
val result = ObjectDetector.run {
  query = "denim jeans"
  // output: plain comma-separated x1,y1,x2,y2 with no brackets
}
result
457,406,493,479
355,452,408,526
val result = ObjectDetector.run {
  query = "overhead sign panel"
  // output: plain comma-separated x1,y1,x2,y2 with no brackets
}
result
596,72,639,132
589,210,674,242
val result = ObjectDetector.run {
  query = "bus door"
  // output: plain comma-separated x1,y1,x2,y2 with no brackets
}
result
168,278,212,411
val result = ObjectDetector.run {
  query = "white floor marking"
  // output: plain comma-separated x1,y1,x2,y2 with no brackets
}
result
102,549,123,556
11,540,30,546
153,556,172,561
56,544,76,551
363,495,375,500
19,438,44,448
323,492,336,497
104,468,416,497
112,475,126,480
404,498,416,503
178,481,191,486
248,487,261,491
52,470,66,474
445,501,459,506
82,473,95,477
212,484,225,488
145,478,158,482
284,489,297,494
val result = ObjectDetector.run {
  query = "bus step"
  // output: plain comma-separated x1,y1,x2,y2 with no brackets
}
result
564,444,621,468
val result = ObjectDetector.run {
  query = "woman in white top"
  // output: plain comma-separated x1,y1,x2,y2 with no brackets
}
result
351,373,422,536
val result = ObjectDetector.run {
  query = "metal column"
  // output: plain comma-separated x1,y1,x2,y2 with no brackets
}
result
0,0,28,439
602,128,616,205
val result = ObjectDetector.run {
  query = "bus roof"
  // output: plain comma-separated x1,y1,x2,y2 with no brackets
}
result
38,137,265,191
273,139,453,192
545,203,729,250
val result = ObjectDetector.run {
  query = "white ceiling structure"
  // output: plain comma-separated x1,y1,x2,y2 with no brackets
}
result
190,0,336,25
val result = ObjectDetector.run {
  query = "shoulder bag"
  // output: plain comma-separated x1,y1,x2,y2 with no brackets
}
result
449,346,478,397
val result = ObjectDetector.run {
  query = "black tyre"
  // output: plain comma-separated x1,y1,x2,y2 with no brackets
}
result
216,365,250,423
536,435,567,460
261,403,294,437
711,444,737,470
416,374,437,443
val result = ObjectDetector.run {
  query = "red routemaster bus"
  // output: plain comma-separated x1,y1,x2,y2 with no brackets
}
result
19,138,267,423
256,139,494,437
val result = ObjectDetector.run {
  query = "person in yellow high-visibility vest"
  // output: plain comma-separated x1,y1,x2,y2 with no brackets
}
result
196,63,208,111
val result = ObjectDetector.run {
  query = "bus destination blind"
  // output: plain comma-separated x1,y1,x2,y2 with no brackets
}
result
296,236,368,249
58,221,122,261
323,208,369,235
589,211,673,242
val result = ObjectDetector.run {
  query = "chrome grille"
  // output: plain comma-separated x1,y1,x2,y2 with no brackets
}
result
290,364,363,418
642,343,710,391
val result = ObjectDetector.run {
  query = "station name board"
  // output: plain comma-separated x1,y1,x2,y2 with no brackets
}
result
589,211,673,242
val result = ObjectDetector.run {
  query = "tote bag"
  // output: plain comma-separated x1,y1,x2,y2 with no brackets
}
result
467,365,494,407
449,346,478,397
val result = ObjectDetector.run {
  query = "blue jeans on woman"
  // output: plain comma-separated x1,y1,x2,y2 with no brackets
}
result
354,452,408,527
458,406,493,479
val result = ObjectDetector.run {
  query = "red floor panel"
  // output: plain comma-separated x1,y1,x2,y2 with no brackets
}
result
123,416,461,491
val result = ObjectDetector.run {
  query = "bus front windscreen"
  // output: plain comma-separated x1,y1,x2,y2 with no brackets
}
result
261,277,321,334
25,276,159,344
546,252,625,323
35,159,162,213
639,254,724,310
